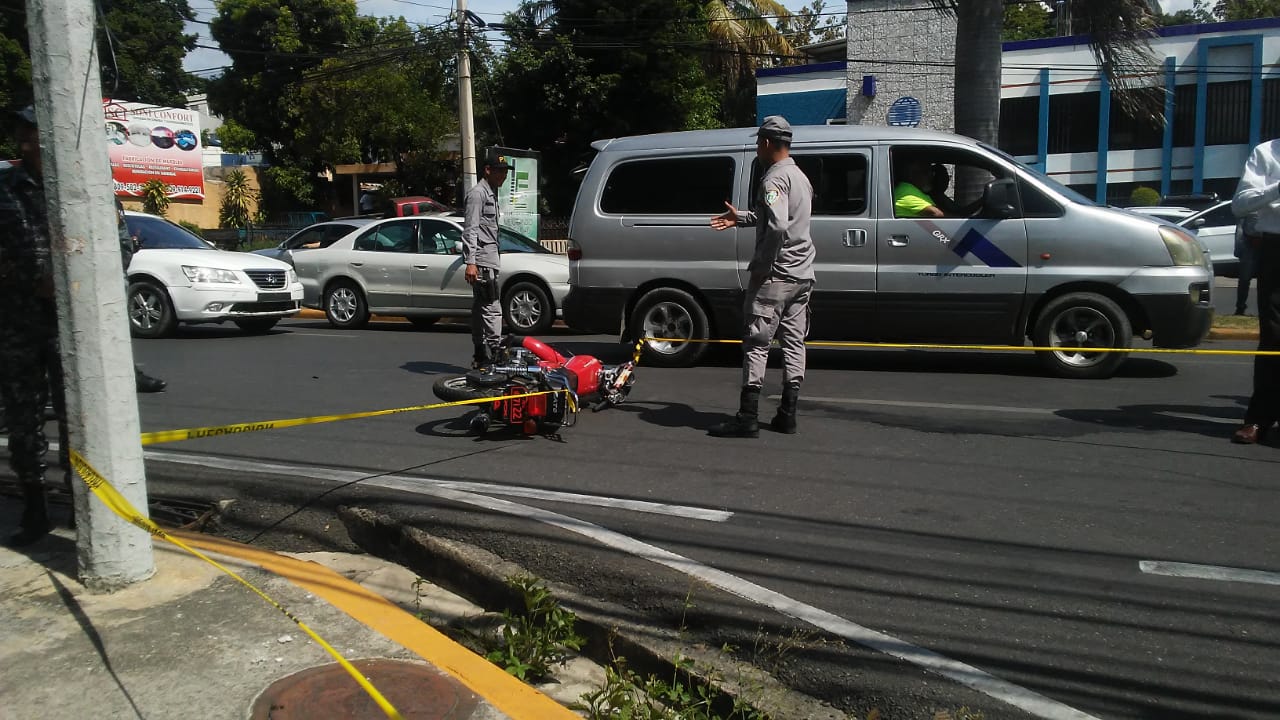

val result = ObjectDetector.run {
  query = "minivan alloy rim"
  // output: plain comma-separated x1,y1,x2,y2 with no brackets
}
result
1047,306,1114,367
130,288,163,329
330,287,357,323
642,302,692,353
509,289,542,329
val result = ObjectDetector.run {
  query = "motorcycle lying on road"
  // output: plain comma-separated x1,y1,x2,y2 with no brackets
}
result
432,335,637,436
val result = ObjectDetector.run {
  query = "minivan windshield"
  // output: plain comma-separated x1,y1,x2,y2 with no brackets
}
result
980,143,1097,207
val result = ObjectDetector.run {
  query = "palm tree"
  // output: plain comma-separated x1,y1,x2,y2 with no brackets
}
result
936,0,1159,147
704,0,796,75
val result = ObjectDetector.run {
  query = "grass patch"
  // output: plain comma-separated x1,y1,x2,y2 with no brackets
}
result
1212,313,1260,330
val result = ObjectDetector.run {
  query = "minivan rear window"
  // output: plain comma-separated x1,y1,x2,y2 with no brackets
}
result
600,157,735,215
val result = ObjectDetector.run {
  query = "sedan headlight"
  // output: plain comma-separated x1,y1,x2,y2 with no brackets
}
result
1159,226,1207,267
182,265,242,284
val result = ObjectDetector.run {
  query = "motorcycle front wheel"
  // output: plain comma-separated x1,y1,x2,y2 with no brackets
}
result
432,375,502,403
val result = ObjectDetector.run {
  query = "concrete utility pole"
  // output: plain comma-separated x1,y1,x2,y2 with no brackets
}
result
26,0,155,589
458,0,478,191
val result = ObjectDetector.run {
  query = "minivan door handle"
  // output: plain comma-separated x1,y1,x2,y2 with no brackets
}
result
843,229,867,248
888,234,910,247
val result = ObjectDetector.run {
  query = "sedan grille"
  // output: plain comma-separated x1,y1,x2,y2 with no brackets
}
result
246,269,287,289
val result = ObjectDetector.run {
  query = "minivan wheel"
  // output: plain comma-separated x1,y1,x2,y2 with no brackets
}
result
503,280,553,335
631,288,710,367
324,280,369,329
1032,292,1132,379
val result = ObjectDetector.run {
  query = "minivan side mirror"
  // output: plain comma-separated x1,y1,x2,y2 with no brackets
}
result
982,178,1019,219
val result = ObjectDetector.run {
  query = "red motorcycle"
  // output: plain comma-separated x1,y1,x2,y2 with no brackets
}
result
432,335,637,436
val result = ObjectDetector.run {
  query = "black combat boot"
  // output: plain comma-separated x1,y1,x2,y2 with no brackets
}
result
8,480,51,548
709,386,760,438
135,366,166,393
770,383,799,434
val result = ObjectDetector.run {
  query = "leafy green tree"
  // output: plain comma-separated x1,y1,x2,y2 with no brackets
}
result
98,0,204,105
141,179,172,216
1159,0,1216,25
1003,1,1053,41
777,0,845,49
219,169,257,229
1215,0,1280,20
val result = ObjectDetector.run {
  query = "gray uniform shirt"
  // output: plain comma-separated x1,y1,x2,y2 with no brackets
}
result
462,179,501,270
735,157,815,282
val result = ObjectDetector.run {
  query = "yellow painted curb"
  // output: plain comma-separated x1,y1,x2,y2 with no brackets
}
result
171,531,580,720
1208,328,1260,341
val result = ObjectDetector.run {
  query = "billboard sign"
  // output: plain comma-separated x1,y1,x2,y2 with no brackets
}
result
103,99,204,199
491,146,539,242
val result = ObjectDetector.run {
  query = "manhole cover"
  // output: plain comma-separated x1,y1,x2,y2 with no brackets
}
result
250,659,481,719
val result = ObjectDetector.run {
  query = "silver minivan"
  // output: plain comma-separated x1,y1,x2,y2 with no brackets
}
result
564,125,1214,379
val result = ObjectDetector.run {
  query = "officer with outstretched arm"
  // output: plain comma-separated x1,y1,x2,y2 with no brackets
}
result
708,116,815,437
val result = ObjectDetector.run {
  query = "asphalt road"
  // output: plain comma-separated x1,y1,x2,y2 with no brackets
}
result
115,314,1279,720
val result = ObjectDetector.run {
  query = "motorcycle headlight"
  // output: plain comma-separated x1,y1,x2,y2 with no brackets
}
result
182,266,242,284
1159,226,1207,267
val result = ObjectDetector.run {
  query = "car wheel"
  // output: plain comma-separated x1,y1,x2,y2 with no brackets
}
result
324,280,369,329
234,318,279,334
408,317,438,330
1032,292,1132,379
503,280,553,335
630,287,710,367
127,280,177,338
432,375,501,403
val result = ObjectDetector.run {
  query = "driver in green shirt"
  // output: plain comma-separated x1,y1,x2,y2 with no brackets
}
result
893,158,944,218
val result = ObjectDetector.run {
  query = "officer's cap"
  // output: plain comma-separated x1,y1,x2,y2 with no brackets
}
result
483,149,514,170
755,115,792,142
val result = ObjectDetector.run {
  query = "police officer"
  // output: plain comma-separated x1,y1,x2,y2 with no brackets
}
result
708,116,815,437
462,149,513,368
1,107,71,546
116,199,166,392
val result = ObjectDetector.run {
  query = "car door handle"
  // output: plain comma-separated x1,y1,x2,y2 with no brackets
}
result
349,262,364,267
888,235,910,247
413,264,429,270
843,229,866,248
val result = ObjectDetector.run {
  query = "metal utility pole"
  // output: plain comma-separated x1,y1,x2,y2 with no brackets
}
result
458,0,478,191
26,0,155,589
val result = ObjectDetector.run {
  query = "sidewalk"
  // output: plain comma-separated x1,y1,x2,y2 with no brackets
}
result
0,503,580,720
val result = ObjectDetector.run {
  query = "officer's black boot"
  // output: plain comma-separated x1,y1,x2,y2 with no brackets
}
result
9,480,51,548
770,383,799,434
135,366,166,393
709,386,760,438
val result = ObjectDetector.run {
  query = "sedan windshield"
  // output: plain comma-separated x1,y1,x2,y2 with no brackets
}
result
499,227,549,254
127,215,216,250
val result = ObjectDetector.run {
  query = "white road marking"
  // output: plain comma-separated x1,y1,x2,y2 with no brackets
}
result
287,332,359,338
794,396,1058,415
1140,560,1280,587
136,448,1094,719
1157,412,1241,426
141,449,732,522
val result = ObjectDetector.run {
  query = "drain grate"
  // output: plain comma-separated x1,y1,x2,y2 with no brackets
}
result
0,481,222,530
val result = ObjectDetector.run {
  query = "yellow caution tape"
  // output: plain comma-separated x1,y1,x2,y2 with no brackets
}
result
69,450,405,720
140,390,568,446
644,337,1280,356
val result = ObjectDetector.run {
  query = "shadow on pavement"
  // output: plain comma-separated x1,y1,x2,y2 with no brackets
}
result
613,400,726,431
401,360,469,375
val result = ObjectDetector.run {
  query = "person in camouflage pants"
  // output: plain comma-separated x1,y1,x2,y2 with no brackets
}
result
1,107,70,546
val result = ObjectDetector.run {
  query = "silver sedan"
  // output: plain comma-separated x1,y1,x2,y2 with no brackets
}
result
291,215,569,335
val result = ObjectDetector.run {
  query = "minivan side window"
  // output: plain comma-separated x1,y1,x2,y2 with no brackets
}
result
750,154,869,216
890,146,1015,219
1016,177,1063,218
600,157,735,215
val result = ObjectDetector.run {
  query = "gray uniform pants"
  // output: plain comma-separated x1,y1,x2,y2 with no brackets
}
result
471,266,502,356
742,278,812,388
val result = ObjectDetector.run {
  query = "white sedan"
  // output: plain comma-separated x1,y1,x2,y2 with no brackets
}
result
291,215,569,335
124,211,304,338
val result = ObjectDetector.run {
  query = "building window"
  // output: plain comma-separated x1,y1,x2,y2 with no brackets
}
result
1048,91,1100,154
1172,83,1198,147
1109,94,1164,151
999,96,1039,157
1263,78,1280,140
1205,80,1251,146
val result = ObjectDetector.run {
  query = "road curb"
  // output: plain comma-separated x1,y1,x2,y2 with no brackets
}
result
336,506,846,720
1207,327,1260,341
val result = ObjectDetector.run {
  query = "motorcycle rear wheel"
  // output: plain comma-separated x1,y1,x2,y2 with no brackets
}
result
432,375,503,403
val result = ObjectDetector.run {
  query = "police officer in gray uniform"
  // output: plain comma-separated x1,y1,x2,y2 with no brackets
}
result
462,149,513,367
709,116,815,438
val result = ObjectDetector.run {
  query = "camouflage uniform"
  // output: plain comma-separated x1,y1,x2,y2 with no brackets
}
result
0,161,70,542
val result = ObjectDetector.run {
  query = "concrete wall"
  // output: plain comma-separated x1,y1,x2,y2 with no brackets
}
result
120,165,263,230
845,0,956,132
